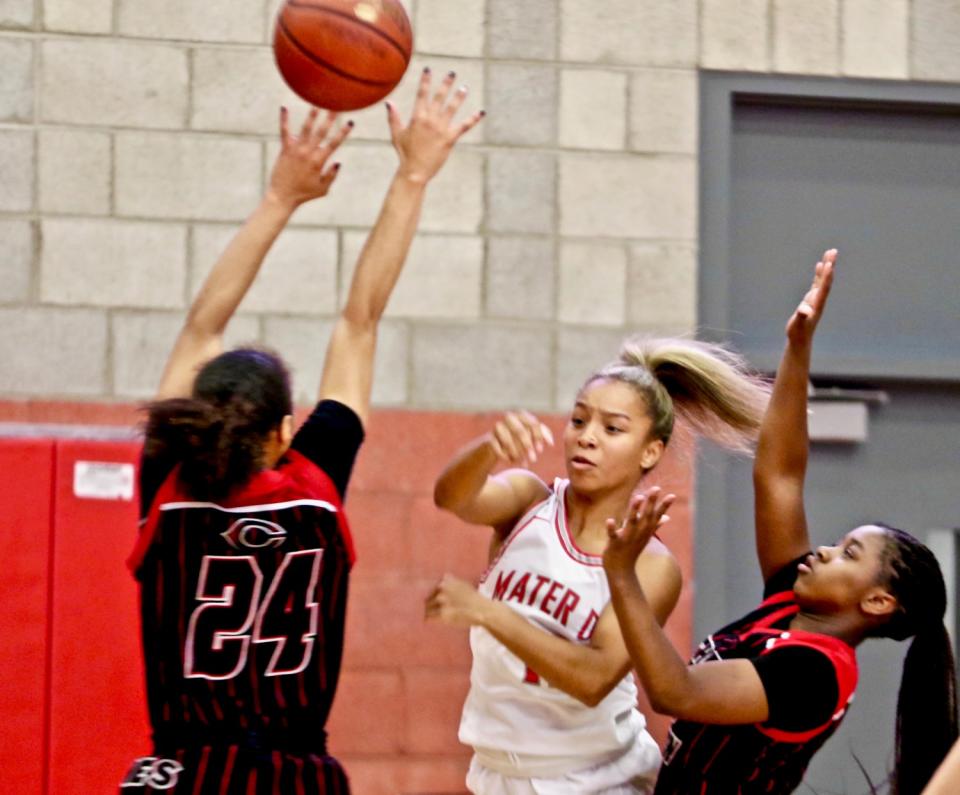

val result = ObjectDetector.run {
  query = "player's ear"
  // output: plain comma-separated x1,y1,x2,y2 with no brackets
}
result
280,414,294,449
861,586,897,619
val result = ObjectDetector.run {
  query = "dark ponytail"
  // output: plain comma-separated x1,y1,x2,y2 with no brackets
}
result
874,525,958,795
144,348,292,501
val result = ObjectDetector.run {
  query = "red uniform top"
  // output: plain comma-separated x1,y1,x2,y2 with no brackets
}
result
129,401,362,765
654,558,858,795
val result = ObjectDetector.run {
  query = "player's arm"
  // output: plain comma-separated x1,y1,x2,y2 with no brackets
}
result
425,539,681,708
923,738,960,795
155,108,351,400
318,69,483,426
433,411,554,530
604,489,770,723
753,251,836,581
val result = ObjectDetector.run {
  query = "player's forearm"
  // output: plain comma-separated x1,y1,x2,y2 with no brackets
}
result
186,194,294,336
477,598,617,707
341,171,427,326
922,737,960,795
754,340,811,483
606,568,693,715
433,435,498,514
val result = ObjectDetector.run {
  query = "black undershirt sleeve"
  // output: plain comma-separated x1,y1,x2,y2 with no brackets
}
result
290,399,365,499
753,646,840,732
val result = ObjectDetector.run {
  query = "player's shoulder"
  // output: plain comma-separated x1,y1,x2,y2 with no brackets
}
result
638,536,681,575
635,537,683,604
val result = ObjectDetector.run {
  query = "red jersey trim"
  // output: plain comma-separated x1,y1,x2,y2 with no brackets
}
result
478,498,549,585
553,480,604,567
128,449,354,574
752,626,858,744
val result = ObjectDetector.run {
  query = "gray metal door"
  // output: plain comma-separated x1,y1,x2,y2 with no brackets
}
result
697,74,960,792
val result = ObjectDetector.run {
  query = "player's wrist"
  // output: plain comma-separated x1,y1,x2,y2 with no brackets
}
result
603,561,640,587
474,595,500,629
261,189,300,215
392,167,431,189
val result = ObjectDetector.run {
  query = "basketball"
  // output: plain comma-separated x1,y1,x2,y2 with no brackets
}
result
273,0,413,112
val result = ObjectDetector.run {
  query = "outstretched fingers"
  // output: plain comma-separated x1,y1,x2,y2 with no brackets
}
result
813,249,836,309
298,106,321,144
385,100,403,140
316,118,353,160
413,66,432,114
279,105,292,148
800,249,837,319
624,488,675,540
432,70,457,110
309,110,338,148
316,161,342,191
443,84,469,121
454,108,486,140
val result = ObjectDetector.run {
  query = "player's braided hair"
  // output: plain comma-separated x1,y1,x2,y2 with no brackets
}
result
586,336,771,458
871,524,958,795
144,348,293,501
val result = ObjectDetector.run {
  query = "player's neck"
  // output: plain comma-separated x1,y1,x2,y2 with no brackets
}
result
790,609,867,646
564,484,635,551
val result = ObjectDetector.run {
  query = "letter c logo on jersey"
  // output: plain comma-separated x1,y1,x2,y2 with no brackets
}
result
221,517,287,550
120,757,183,789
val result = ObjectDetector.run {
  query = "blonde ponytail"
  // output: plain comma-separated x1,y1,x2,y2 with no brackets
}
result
588,336,771,455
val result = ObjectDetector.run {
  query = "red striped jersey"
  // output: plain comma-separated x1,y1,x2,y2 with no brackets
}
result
653,561,858,795
123,400,362,793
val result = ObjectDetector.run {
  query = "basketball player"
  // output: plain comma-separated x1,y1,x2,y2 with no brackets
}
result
425,335,771,792
120,69,483,794
602,251,958,794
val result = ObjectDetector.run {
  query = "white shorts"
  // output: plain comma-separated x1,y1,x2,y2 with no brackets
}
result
465,731,661,795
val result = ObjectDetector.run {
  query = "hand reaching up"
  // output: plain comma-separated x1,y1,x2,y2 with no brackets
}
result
487,411,555,467
602,488,676,576
267,106,353,210
786,249,836,348
387,68,485,185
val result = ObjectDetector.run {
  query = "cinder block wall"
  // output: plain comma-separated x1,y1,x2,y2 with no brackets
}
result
2,0,958,407
3,1,960,793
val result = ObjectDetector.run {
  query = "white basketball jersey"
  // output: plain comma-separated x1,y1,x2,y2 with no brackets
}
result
459,479,647,763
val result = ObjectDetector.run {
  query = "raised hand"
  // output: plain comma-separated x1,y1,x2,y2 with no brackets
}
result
602,487,675,575
387,68,485,185
424,574,488,628
786,249,836,348
488,411,555,467
267,107,353,209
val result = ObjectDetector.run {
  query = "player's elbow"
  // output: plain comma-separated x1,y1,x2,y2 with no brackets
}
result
433,479,454,511
647,691,679,716
569,687,603,708
433,480,465,517
573,675,617,708
341,296,385,329
432,477,480,522
650,684,708,721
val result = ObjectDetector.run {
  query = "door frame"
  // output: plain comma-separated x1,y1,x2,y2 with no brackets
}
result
695,71,960,641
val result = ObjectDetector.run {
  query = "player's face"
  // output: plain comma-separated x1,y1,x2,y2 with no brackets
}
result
563,378,662,493
793,525,892,613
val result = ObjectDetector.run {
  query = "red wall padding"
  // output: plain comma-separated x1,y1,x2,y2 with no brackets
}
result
0,440,54,794
47,440,149,794
0,409,695,795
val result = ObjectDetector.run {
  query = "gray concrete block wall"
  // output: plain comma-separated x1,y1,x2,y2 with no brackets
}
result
1,0,958,408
